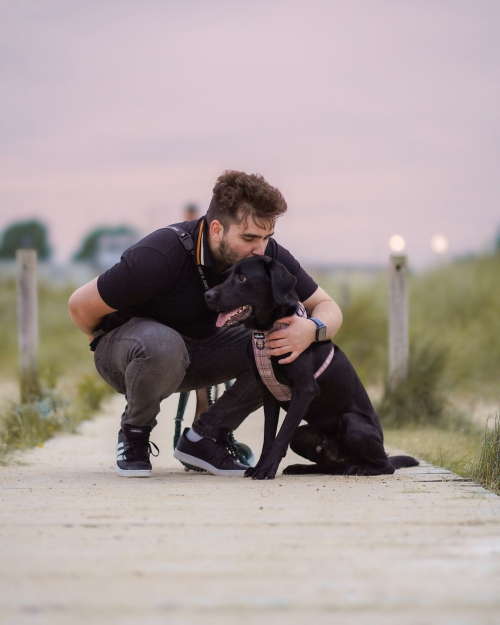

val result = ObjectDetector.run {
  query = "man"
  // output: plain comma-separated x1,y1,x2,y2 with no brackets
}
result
68,171,343,477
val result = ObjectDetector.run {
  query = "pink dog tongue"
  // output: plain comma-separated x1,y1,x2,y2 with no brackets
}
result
216,309,240,328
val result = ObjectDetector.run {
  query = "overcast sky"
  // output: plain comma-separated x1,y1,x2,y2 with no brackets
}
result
1,0,499,268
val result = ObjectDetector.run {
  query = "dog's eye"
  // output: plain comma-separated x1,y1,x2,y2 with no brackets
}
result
238,274,247,282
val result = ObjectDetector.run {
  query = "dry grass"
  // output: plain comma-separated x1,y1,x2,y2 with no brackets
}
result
385,426,481,477
0,375,113,464
467,412,500,495
323,253,500,400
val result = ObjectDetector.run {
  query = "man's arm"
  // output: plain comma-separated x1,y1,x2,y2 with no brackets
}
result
302,286,343,341
266,286,343,364
68,277,118,344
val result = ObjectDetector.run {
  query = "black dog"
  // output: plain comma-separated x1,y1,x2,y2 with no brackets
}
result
205,256,418,480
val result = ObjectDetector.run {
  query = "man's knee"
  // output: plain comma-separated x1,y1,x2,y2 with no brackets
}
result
134,320,189,365
99,318,190,375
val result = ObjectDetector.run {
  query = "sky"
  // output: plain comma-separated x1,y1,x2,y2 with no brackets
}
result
0,0,499,268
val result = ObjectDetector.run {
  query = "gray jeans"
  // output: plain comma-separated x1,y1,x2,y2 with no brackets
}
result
93,317,263,437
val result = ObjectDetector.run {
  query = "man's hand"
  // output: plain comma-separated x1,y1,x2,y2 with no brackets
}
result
265,286,343,365
265,315,316,364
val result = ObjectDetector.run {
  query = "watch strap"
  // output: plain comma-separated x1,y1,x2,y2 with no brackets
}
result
309,317,327,342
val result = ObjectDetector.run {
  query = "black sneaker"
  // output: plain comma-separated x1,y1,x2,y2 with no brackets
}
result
116,424,159,478
174,428,249,476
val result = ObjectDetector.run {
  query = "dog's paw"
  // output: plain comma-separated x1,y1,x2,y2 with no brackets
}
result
250,466,278,480
344,463,395,476
344,465,363,476
244,466,257,478
283,464,312,475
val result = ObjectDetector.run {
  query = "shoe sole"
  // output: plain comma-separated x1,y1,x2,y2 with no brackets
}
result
173,450,247,476
116,465,152,478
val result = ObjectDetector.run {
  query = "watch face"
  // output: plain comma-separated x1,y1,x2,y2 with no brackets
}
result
317,326,327,341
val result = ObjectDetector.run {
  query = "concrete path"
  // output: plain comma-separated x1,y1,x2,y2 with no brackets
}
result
1,392,500,625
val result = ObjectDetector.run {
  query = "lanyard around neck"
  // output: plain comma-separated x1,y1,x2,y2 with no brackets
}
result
195,220,210,291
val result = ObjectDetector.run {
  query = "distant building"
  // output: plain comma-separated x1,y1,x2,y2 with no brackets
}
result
95,232,138,271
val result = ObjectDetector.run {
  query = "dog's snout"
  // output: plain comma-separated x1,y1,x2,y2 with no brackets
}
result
204,289,219,303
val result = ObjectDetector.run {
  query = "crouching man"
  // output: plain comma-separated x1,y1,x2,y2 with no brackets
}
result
68,170,342,477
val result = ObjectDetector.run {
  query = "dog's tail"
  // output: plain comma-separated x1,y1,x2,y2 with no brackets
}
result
388,455,419,469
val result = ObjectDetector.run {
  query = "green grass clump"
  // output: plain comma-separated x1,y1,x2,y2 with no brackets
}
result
319,252,500,398
467,413,500,495
377,341,452,428
0,274,112,460
0,375,114,462
0,390,69,451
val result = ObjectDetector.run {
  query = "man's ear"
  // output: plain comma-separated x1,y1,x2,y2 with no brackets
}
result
209,219,224,243
265,259,297,305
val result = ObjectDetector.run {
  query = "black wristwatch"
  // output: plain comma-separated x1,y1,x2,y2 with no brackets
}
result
89,328,106,353
310,318,327,342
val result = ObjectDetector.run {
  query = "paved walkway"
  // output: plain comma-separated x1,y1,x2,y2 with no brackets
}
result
1,392,500,625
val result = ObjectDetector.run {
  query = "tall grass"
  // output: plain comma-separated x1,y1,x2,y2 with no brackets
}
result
324,253,500,401
467,413,500,495
0,277,95,383
377,340,451,428
0,274,112,461
409,255,500,396
0,375,113,463
320,254,499,487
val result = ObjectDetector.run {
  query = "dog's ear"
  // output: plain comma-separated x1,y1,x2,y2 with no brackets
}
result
265,259,297,305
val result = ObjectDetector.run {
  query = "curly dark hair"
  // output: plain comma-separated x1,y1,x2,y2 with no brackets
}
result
206,170,287,229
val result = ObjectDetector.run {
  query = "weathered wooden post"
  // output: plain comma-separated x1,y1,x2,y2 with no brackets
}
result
389,254,408,389
17,249,40,402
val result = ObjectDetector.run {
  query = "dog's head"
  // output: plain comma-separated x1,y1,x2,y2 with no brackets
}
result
205,256,298,330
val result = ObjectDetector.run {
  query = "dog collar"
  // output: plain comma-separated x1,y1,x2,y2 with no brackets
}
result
252,303,335,402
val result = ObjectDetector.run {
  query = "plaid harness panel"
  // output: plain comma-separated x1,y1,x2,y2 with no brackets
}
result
252,303,335,402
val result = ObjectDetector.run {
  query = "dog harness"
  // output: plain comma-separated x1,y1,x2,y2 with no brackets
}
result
253,304,335,402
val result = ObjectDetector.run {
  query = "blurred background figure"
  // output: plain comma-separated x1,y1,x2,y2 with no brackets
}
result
184,203,199,222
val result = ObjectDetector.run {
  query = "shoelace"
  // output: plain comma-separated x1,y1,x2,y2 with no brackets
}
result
216,431,247,464
125,439,160,460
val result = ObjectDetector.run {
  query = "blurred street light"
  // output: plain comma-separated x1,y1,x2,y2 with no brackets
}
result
389,234,406,253
431,234,449,254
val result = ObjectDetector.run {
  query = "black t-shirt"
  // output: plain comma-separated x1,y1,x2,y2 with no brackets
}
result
97,217,318,339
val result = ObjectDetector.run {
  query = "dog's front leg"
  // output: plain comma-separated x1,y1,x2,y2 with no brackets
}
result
250,387,317,480
245,385,280,478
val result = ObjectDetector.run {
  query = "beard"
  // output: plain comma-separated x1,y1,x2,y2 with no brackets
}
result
217,236,244,270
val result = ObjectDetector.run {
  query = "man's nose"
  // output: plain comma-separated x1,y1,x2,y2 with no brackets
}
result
251,241,267,256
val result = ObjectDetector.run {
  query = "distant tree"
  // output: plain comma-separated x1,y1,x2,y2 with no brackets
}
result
73,225,138,261
496,226,500,254
0,220,51,260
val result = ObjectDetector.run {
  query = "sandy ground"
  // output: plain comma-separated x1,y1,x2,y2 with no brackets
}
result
1,391,500,625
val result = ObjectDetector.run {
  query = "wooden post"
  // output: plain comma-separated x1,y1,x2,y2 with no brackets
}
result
389,254,408,389
17,250,40,402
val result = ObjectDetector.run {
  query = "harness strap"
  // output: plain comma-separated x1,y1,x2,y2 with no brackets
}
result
253,304,334,402
167,223,209,291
